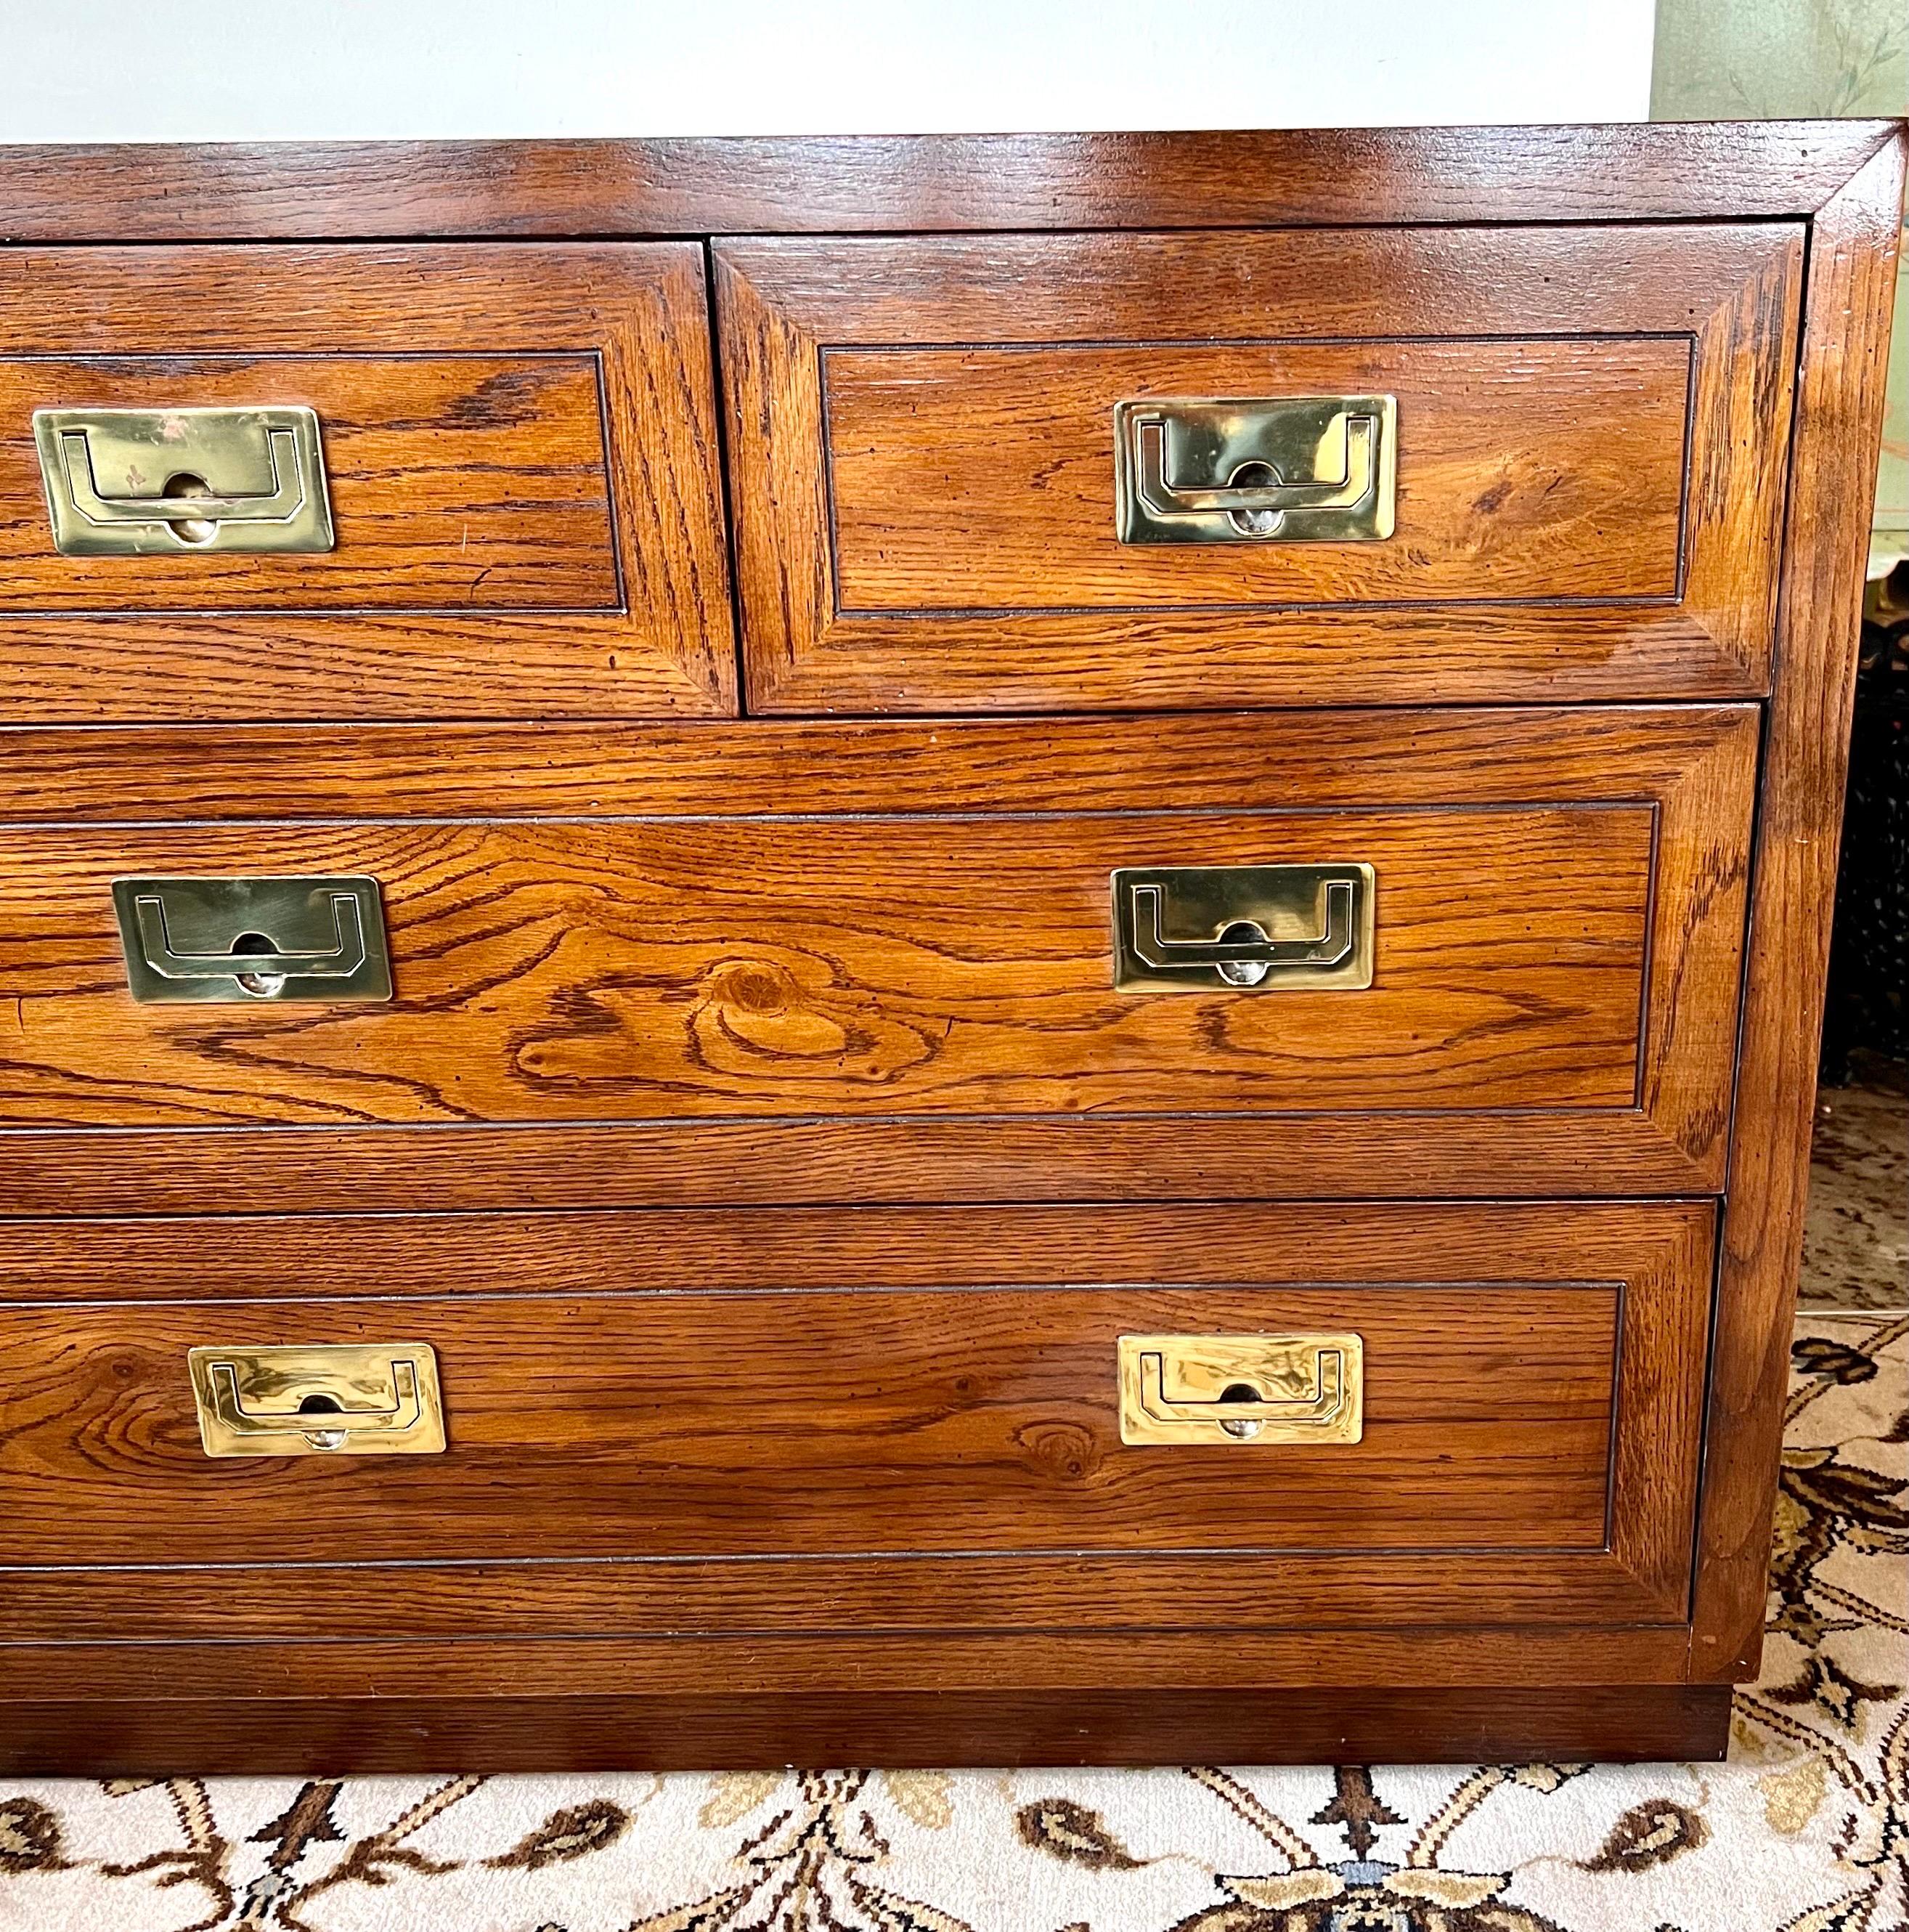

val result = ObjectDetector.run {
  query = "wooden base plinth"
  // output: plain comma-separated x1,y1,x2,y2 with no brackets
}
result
0,1685,1733,1774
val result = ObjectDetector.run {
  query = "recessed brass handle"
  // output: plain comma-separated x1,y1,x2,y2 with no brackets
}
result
1136,413,1375,519
1113,395,1396,545
33,406,334,556
1118,1333,1364,1445
111,875,392,1004
134,891,370,983
187,1343,446,1457
1111,864,1375,993
1129,877,1355,978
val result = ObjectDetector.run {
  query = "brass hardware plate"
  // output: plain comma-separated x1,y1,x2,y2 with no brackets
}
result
1118,1333,1364,1445
33,405,334,556
1113,395,1396,545
1111,863,1375,993
187,1343,446,1458
111,875,392,1004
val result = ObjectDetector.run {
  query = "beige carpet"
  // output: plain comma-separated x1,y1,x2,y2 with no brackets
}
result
0,1305,1901,1932
1802,1058,1909,1310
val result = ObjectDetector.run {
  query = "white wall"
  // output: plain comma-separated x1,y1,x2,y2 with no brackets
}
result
3,0,1656,142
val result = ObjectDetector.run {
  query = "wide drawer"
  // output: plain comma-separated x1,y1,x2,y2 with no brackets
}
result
0,1199,1712,1640
0,706,1753,1208
0,245,733,720
717,224,1800,713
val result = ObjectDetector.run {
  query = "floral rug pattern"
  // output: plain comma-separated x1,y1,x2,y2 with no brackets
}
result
0,1310,1903,1932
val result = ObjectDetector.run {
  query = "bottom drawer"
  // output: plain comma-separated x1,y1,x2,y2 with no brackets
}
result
0,1199,1711,1641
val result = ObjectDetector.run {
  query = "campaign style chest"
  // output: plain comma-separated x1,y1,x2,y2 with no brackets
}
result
0,122,1900,1772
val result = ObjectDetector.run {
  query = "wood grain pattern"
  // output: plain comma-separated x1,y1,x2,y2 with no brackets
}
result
1,355,619,610
0,122,1894,1766
826,337,1690,609
718,224,1799,712
0,711,1757,1209
0,1630,1706,1705
0,1200,1711,1644
0,703,1757,821
1690,131,1909,1682
0,809,1653,1124
0,1288,1621,1563
0,708,1754,1208
0,1685,1736,1774
0,1116,1739,1218
0,245,734,720
0,123,1891,238
0,1586,1700,1673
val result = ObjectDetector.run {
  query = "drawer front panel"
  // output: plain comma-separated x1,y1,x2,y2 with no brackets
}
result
0,705,1754,1195
0,1200,1712,1633
0,1287,1618,1562
718,224,1799,713
826,338,1688,611
0,245,734,719
7,807,1653,1121
10,357,618,609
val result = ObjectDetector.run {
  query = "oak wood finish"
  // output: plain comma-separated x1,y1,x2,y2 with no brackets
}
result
0,702,1764,821
2,356,619,612
1690,135,1909,1682
0,121,1898,1774
827,338,1692,605
0,1286,1626,1564
0,1621,1695,1695
719,224,1799,711
0,123,1892,238
0,1686,1735,1774
0,1202,1711,1646
0,1631,1706,1705
0,707,1754,1206
0,812,1654,1120
0,1116,1741,1219
0,245,734,721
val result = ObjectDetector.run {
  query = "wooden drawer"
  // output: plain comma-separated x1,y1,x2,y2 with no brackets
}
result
717,224,1800,713
0,705,1754,1206
0,245,733,721
0,1199,1712,1644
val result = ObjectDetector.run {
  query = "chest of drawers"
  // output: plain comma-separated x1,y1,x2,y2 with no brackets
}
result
0,121,1900,1774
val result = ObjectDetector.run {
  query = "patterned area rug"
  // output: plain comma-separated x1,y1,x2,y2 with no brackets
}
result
0,1309,1902,1932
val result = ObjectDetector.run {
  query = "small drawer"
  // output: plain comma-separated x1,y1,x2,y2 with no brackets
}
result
0,703,1755,1203
0,1199,1714,1640
0,245,734,721
717,223,1800,713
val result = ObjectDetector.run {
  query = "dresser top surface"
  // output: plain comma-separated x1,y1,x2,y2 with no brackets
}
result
3,120,1902,241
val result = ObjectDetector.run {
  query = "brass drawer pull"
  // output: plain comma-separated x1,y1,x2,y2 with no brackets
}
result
187,1343,446,1457
1118,1333,1363,1445
1111,863,1375,992
111,874,392,1004
33,405,334,556
1113,395,1396,544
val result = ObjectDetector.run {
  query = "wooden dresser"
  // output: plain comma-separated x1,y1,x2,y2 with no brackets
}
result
0,123,1900,1774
